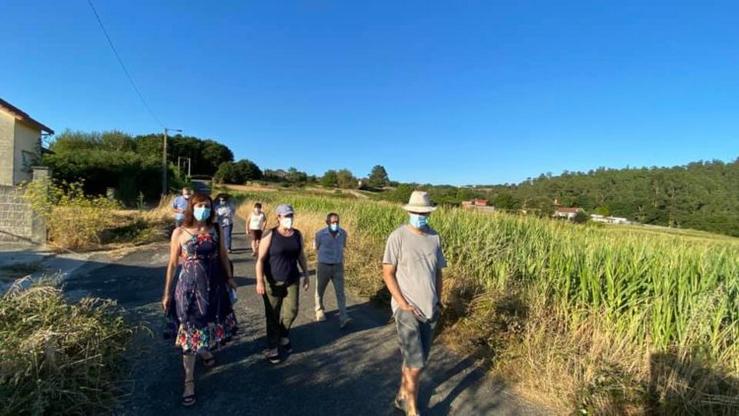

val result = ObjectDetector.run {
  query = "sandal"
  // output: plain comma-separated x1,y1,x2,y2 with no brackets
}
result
182,380,196,407
393,395,406,411
263,348,281,364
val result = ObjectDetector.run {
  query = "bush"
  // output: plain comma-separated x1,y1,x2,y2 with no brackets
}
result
573,210,589,224
25,180,122,250
0,283,132,415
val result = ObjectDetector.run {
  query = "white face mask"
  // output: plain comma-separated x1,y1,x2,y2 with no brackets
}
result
280,217,293,230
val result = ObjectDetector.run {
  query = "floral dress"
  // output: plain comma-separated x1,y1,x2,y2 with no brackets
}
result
174,227,237,354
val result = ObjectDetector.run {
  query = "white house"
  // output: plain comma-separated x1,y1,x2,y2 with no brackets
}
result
553,207,583,220
591,214,631,224
0,98,53,186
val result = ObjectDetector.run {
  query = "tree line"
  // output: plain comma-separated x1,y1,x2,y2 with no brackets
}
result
408,159,738,237
44,130,233,203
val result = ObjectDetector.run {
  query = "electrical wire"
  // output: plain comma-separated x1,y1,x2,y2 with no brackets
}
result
86,0,164,128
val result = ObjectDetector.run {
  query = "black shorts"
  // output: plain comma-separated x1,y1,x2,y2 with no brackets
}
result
249,229,263,240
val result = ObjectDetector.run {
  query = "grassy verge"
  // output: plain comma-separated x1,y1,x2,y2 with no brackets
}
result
24,180,172,252
0,281,133,415
229,188,739,415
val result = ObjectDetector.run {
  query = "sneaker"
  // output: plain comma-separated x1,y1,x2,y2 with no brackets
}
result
340,316,352,329
315,310,326,322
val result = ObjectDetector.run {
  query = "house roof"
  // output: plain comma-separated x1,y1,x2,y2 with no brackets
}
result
555,207,582,213
0,98,54,134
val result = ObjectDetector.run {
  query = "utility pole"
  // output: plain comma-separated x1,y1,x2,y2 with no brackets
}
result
162,128,182,195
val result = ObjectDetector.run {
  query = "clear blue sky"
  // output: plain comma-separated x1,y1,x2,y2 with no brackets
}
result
2,1,738,185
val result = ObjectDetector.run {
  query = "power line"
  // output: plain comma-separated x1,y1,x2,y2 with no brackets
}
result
86,0,164,128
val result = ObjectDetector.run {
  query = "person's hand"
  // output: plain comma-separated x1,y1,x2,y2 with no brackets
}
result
161,295,171,312
256,280,266,295
398,301,415,312
301,275,310,291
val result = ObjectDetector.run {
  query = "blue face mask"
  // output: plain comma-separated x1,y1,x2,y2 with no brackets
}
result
329,223,339,232
409,213,428,228
194,206,211,221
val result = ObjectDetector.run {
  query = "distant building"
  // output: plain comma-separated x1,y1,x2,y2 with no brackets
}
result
461,199,495,212
591,214,631,224
553,207,583,220
0,98,54,186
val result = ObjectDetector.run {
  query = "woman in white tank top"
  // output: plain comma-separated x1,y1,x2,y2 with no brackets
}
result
247,202,267,256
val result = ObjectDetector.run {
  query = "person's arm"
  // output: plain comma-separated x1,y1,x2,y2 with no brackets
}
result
313,231,320,251
436,268,443,306
218,225,236,289
382,264,413,312
436,241,447,308
261,214,267,232
246,213,252,234
298,233,310,291
162,229,182,311
255,231,273,295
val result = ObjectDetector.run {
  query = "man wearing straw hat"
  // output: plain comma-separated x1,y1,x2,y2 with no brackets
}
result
382,190,447,416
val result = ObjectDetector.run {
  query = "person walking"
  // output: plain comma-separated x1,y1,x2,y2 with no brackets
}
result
162,193,238,407
214,193,235,253
382,191,446,416
313,212,351,328
171,187,192,228
255,204,310,364
247,202,267,257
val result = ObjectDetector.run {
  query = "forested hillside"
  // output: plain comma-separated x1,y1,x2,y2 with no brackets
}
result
462,159,738,236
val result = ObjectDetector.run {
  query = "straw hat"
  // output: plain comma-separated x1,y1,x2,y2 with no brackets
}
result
402,191,437,214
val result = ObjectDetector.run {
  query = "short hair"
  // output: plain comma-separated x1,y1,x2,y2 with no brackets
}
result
254,202,262,209
326,212,339,222
182,193,215,227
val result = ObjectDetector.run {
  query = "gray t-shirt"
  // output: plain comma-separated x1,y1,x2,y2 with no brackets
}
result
382,225,447,320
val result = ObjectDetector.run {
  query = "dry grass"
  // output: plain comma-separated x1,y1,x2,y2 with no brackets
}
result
0,280,133,415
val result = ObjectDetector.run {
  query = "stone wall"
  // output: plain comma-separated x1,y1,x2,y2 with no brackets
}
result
0,167,48,244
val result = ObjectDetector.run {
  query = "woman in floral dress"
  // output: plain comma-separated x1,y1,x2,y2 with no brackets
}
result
162,193,238,406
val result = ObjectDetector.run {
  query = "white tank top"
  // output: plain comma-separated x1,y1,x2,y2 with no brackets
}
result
249,212,266,230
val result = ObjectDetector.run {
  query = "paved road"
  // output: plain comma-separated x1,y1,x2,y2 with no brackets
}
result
65,215,541,415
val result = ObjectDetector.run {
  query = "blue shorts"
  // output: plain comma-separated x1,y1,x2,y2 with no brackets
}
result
394,308,438,369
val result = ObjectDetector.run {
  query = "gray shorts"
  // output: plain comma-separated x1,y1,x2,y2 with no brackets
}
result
395,309,438,369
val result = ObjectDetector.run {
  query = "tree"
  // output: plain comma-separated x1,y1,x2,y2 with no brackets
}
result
321,170,338,187
285,167,308,184
336,169,356,188
573,211,589,224
200,140,234,175
234,159,262,182
214,159,262,184
368,165,390,188
214,162,236,184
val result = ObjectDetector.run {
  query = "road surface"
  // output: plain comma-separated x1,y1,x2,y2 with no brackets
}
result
64,215,542,415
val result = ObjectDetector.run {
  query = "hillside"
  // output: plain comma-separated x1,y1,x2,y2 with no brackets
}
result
419,159,739,237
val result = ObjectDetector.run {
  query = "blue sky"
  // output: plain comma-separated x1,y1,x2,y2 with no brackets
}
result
2,1,738,185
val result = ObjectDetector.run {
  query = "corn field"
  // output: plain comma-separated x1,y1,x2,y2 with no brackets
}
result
231,189,739,413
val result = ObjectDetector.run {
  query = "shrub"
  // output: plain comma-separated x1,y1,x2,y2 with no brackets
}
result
0,282,132,415
25,180,121,250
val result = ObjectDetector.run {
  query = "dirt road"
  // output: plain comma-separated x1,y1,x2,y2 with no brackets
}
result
64,216,541,415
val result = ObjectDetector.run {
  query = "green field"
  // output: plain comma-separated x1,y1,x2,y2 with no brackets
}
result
227,188,739,414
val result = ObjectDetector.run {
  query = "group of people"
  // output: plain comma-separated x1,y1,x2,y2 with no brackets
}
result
164,189,445,416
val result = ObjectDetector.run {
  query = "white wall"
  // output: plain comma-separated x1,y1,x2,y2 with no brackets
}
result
0,111,15,186
13,122,41,185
